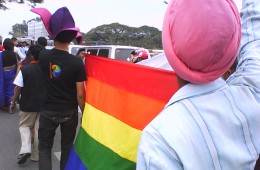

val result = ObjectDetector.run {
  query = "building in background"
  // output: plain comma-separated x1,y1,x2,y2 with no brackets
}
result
27,20,48,42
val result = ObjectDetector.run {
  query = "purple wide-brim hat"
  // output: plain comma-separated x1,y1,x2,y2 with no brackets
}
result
31,7,79,40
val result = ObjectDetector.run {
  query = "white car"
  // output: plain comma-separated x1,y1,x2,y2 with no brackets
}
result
68,45,150,62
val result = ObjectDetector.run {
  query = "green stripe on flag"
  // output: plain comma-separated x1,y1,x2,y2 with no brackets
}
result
74,128,136,170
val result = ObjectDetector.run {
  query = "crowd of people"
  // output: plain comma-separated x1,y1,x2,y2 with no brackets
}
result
0,0,260,169
0,37,47,113
1,6,86,169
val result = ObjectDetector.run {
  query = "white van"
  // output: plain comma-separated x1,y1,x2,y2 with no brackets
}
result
68,45,150,62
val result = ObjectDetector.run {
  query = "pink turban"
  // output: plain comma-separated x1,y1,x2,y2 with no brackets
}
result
162,0,241,83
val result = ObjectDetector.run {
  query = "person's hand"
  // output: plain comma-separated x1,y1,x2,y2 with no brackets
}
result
9,102,16,114
77,51,87,60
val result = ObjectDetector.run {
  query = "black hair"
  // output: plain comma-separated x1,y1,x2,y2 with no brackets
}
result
55,30,77,43
3,38,14,51
37,37,48,47
28,45,43,61
131,50,136,55
11,37,17,41
76,36,82,44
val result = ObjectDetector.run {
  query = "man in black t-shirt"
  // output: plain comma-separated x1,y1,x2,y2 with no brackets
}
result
10,45,44,165
33,7,86,170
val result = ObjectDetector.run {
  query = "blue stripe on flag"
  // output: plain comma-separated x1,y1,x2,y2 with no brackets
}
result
65,146,88,170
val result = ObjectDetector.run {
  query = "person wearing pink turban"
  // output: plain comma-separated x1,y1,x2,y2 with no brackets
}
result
137,0,260,169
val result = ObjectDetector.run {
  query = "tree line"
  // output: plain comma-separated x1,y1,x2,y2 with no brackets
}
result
0,0,43,10
81,23,162,49
2,20,163,49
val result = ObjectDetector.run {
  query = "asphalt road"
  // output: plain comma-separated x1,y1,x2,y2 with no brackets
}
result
0,105,82,170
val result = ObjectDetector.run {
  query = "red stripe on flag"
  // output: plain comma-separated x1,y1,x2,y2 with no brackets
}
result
85,55,178,103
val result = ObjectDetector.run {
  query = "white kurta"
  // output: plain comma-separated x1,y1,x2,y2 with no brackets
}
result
137,0,260,169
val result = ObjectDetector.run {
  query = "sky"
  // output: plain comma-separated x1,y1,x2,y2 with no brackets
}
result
0,0,242,39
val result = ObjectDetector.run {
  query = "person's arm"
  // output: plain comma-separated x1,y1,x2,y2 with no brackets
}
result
76,81,85,113
15,55,20,77
9,86,21,113
9,70,23,113
229,0,260,156
229,0,260,87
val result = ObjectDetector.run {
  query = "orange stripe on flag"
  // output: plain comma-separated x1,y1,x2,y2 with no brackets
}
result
86,77,166,130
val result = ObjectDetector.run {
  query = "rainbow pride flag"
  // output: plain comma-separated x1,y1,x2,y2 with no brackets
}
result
65,55,178,170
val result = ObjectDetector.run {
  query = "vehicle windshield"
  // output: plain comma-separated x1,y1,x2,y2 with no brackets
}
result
115,48,136,62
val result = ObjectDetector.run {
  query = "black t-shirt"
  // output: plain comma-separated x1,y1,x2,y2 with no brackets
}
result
39,48,86,111
20,63,44,112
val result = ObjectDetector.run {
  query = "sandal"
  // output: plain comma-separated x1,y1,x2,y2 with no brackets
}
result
18,153,31,164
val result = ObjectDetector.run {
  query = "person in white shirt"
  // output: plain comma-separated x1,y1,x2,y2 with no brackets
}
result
12,37,25,61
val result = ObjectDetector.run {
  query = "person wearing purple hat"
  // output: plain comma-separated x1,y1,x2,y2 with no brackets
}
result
31,7,86,170
137,0,260,169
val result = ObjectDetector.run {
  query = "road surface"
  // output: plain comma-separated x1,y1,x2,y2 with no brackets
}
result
0,105,82,170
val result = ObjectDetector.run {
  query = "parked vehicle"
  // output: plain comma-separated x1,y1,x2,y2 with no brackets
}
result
68,45,150,62
68,45,87,56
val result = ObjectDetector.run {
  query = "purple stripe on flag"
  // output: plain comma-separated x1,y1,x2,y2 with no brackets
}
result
65,147,88,170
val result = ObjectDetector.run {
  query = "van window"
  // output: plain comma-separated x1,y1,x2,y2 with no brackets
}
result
71,47,81,56
115,48,135,61
87,49,98,55
98,49,109,58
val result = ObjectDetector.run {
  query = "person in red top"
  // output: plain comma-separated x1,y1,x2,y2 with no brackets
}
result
130,49,149,63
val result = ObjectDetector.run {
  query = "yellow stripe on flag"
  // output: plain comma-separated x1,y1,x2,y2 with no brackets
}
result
86,77,167,130
82,103,142,163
